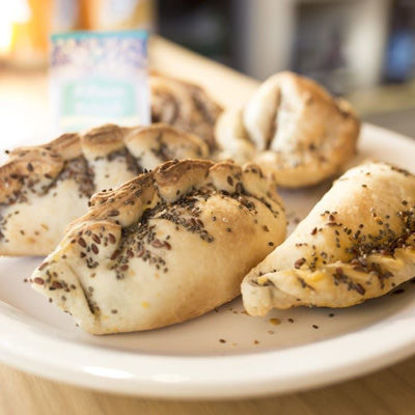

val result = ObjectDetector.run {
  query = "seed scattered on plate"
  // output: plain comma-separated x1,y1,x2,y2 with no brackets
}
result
219,338,226,344
312,324,319,329
254,340,260,345
269,318,281,326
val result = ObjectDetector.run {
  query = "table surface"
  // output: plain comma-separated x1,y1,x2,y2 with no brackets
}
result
1,36,415,415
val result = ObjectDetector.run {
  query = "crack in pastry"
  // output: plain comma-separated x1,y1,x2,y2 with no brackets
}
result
242,162,415,316
0,123,209,256
29,159,286,334
215,71,360,187
150,73,223,151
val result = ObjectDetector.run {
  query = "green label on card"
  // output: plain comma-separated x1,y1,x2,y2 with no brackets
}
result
62,79,136,118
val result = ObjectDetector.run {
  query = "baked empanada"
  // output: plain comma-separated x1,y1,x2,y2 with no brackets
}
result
29,160,286,334
0,123,208,256
242,162,415,315
215,71,360,187
150,73,223,150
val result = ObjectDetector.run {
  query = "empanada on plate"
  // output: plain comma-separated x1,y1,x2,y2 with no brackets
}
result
29,159,286,334
215,71,360,187
150,73,223,151
242,162,415,315
0,123,208,256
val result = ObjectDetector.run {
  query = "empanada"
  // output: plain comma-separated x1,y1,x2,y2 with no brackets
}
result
215,71,360,187
0,123,208,256
242,162,415,315
150,73,223,150
29,159,286,334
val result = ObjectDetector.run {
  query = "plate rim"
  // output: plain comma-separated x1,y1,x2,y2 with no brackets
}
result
2,296,415,399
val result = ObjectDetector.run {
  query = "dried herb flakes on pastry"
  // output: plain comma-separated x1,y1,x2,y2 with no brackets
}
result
29,159,286,334
0,123,208,256
215,71,360,188
242,162,415,315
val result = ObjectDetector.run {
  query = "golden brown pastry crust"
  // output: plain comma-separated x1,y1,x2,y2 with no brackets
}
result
242,162,415,315
150,73,223,150
0,124,209,256
215,71,360,187
29,159,287,334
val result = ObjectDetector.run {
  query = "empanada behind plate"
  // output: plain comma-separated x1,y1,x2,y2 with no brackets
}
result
215,71,360,187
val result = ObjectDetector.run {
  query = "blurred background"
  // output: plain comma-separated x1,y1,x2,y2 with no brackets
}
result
1,0,415,138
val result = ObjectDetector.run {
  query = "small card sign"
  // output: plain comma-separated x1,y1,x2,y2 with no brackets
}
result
50,30,149,133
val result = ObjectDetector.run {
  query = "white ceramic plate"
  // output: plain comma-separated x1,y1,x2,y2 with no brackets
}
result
1,123,415,399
